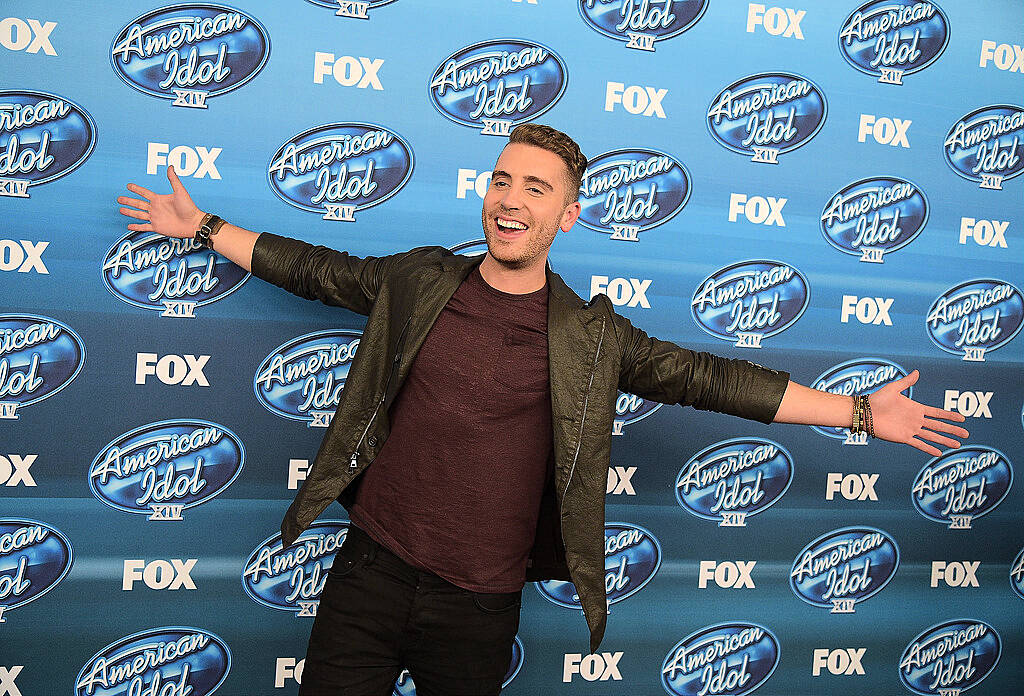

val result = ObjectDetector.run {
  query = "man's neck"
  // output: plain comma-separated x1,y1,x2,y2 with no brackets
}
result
478,254,547,294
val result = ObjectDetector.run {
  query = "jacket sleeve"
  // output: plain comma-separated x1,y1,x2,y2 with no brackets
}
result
610,308,790,424
250,232,404,316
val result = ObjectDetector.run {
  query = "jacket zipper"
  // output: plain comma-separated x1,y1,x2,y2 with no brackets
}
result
349,317,411,471
562,317,606,500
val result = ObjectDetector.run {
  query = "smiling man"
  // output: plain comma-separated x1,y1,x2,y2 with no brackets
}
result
117,124,967,696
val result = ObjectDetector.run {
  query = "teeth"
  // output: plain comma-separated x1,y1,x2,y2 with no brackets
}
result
498,218,527,230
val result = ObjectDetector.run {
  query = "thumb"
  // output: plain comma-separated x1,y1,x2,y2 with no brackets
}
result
895,369,920,390
167,165,185,194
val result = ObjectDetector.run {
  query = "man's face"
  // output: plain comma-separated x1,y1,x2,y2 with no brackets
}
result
480,143,580,270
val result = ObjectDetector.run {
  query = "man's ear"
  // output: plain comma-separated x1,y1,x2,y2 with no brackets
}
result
560,201,582,233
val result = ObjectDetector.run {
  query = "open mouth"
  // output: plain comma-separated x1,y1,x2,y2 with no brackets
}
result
495,216,528,237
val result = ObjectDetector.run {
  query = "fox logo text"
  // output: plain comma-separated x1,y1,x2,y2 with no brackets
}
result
102,231,250,318
607,466,637,495
812,648,865,676
0,665,23,695
243,521,349,617
0,520,73,622
841,296,893,325
821,177,928,262
110,5,270,109
89,420,244,521
662,622,780,696
944,105,1024,190
75,627,231,696
288,459,310,490
122,559,197,590
698,561,756,588
790,527,900,613
728,194,786,226
429,40,566,136
578,149,690,241
146,143,221,179
0,315,85,420
930,561,980,588
0,91,96,198
691,260,808,348
811,359,909,443
839,1,950,85
456,168,491,199
858,114,911,147
275,658,303,687
0,455,36,487
926,280,1023,361
1011,548,1024,600
943,391,992,418
590,276,651,308
579,0,708,52
313,53,384,89
676,438,793,526
604,82,667,117
536,523,660,608
563,652,623,682
393,637,523,695
135,353,210,387
305,0,399,20
899,620,1000,695
826,473,879,501
959,219,1008,248
267,123,413,221
0,17,56,55
979,41,1024,72
707,73,826,163
613,391,662,435
746,5,805,39
0,240,48,273
912,447,1013,529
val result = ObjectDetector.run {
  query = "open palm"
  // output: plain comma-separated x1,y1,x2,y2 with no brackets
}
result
869,370,969,456
116,166,204,238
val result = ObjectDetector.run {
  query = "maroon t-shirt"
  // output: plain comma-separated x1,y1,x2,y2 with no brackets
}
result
350,266,552,592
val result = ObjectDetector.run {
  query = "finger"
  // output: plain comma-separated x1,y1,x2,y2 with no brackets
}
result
127,222,154,232
119,207,149,220
127,183,157,199
917,428,961,449
922,417,970,439
117,196,150,210
893,369,919,390
908,436,941,457
925,405,966,422
167,165,185,193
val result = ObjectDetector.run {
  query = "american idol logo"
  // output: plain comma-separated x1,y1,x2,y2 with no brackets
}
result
0,314,85,420
0,519,73,623
447,238,487,256
811,359,910,445
429,39,566,137
242,521,348,618
661,622,779,696
707,73,826,164
691,260,809,349
675,438,793,527
267,123,413,222
76,627,231,696
0,90,96,199
306,0,398,20
790,526,899,613
110,4,270,109
89,419,245,522
393,637,523,695
1011,548,1024,600
839,1,950,85
911,446,1013,530
254,329,361,428
578,148,690,242
926,280,1023,362
614,391,662,435
102,231,250,319
899,620,1000,695
944,105,1024,190
536,522,660,608
579,0,708,52
821,177,928,263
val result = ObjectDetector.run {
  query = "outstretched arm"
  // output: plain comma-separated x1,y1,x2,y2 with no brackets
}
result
774,370,969,456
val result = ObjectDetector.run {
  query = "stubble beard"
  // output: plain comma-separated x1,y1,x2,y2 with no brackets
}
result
480,206,557,270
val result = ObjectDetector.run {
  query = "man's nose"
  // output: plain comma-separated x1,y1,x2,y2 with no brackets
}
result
500,185,524,209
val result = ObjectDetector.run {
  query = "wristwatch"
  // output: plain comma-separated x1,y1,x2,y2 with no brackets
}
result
194,213,226,249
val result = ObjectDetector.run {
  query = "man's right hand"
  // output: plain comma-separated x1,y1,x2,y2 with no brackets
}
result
117,166,205,238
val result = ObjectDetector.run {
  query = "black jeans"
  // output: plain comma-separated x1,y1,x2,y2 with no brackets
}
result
298,525,522,696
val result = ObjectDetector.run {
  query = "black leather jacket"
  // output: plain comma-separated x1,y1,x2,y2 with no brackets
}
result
252,233,790,651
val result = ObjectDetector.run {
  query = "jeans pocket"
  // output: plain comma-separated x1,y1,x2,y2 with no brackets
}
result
327,530,376,578
471,590,522,614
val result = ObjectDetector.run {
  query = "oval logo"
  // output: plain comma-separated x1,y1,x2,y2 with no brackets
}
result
448,238,488,256
110,4,270,108
691,260,809,348
911,446,1013,529
393,636,523,695
428,39,566,135
254,329,361,428
0,90,96,197
102,231,250,317
0,314,85,418
535,522,661,608
838,1,950,85
89,419,245,520
0,519,73,616
578,0,708,51
811,359,910,442
675,438,793,525
661,622,779,696
925,279,1023,361
790,526,899,612
614,391,663,434
306,0,398,18
76,626,231,696
242,520,347,615
578,148,691,240
899,620,1000,695
820,176,928,262
944,105,1024,190
707,72,826,163
1011,547,1024,600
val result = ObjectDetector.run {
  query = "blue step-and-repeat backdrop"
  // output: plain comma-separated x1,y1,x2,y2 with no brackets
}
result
2,1,1023,694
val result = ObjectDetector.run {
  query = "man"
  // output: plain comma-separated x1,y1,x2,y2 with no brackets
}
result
117,124,967,695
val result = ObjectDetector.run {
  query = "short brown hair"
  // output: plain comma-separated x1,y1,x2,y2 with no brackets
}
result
508,123,587,203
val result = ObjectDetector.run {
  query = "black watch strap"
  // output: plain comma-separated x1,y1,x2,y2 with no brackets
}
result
195,213,225,249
